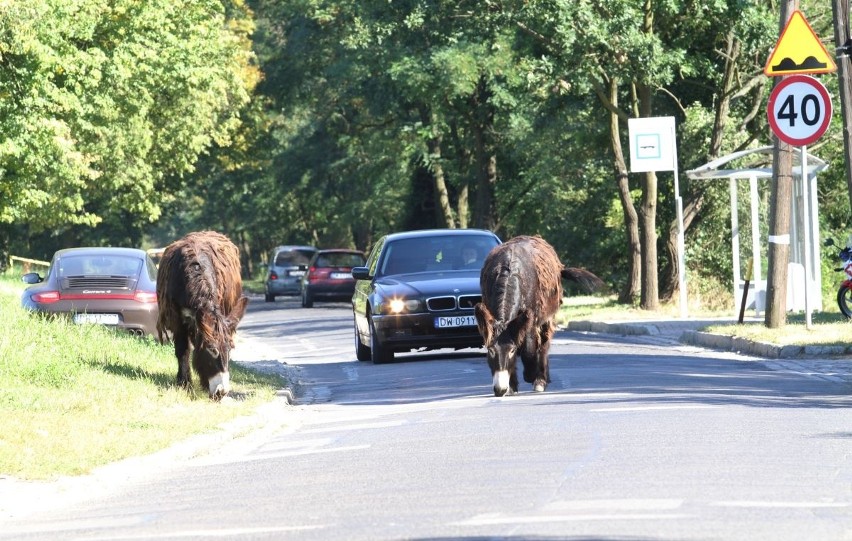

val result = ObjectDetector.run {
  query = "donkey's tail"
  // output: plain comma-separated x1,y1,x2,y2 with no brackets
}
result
560,267,605,294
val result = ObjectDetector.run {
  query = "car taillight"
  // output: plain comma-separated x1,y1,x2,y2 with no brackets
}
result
32,291,61,303
134,290,158,304
308,267,329,282
270,272,279,280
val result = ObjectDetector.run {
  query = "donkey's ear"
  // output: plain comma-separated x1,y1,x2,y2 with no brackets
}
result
474,303,494,345
507,309,533,342
226,296,249,333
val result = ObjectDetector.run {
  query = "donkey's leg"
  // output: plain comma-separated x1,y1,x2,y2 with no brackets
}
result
174,326,193,390
533,322,555,392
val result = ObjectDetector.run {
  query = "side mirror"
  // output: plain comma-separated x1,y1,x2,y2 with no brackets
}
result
351,267,370,280
22,272,43,284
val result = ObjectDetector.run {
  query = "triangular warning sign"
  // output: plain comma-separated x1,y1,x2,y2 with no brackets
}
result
764,10,836,76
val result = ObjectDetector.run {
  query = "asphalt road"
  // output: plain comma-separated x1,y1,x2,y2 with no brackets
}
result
1,296,851,540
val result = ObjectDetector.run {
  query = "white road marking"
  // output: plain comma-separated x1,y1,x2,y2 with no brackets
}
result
713,501,851,509
545,499,684,511
304,420,407,433
342,365,359,381
589,404,717,413
77,525,326,540
261,438,335,451
455,513,690,526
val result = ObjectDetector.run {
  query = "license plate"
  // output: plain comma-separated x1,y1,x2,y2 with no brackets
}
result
74,313,120,325
435,315,477,328
288,270,305,277
330,272,351,279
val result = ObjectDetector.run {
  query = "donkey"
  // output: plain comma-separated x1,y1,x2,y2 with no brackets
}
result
475,235,603,397
156,231,248,400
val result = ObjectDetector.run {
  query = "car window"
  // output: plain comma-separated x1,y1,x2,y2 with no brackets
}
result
364,237,386,276
318,253,365,267
380,235,499,275
274,249,314,267
60,255,142,277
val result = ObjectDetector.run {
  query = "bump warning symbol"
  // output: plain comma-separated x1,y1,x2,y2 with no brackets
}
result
764,10,836,76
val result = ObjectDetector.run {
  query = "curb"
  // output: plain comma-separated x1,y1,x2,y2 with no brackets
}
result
568,320,852,359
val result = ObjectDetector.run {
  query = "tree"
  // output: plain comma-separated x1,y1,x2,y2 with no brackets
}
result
0,0,256,259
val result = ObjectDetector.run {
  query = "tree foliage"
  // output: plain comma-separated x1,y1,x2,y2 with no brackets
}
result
6,0,850,311
0,0,256,256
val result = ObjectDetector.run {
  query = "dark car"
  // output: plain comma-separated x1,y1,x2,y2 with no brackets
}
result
300,249,366,308
351,228,501,363
264,245,317,302
21,247,159,337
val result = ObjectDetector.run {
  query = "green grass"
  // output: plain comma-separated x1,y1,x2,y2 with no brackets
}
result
0,274,287,480
559,295,852,348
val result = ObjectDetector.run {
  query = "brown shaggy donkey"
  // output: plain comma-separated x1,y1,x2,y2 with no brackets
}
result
475,235,603,397
156,231,248,400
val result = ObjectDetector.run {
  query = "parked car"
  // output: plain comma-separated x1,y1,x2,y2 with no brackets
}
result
264,245,317,302
300,249,366,308
21,247,159,338
351,228,501,363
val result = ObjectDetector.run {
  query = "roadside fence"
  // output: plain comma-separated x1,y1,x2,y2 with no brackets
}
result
9,255,50,274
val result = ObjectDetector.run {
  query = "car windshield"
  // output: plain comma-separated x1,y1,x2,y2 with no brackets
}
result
275,249,314,267
316,253,364,267
379,235,498,276
58,255,142,277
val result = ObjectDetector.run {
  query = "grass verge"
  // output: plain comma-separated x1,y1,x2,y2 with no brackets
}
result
559,295,852,347
1,274,286,480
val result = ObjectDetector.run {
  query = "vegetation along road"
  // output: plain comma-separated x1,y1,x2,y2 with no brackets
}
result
2,295,850,541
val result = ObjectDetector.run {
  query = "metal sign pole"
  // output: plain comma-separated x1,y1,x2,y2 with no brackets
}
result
672,121,687,318
801,144,813,329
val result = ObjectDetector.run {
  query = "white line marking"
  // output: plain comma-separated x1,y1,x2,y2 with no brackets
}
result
546,499,684,511
262,438,335,451
342,365,359,381
304,420,407,433
589,405,717,413
713,501,851,509
455,513,690,526
77,525,326,540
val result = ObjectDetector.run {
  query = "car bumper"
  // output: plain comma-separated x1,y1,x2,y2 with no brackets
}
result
371,312,483,352
266,278,302,295
25,300,159,337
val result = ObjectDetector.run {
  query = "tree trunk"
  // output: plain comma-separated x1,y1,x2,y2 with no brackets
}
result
607,78,640,303
661,32,738,300
421,106,455,228
639,169,659,310
472,76,497,231
766,0,799,329
637,0,659,311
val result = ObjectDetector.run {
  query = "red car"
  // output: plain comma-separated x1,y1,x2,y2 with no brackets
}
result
300,249,366,308
21,247,159,338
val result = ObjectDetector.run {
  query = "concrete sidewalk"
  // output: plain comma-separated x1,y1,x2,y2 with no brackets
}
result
566,316,852,359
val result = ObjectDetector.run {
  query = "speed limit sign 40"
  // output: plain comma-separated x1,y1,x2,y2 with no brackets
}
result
767,74,832,146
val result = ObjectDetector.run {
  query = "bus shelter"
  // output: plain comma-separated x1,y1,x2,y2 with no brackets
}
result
686,146,827,314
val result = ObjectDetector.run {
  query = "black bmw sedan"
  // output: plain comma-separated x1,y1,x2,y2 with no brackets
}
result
351,228,501,364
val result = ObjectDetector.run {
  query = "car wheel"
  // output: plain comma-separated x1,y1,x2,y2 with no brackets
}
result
369,316,393,364
354,320,371,362
265,292,275,302
301,288,313,308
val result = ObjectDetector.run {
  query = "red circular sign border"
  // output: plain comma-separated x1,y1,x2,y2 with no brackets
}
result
767,74,832,146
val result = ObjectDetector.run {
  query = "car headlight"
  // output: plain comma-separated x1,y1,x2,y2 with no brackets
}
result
380,298,422,314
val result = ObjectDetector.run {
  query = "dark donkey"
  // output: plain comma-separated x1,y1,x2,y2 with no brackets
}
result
156,231,248,400
474,235,603,397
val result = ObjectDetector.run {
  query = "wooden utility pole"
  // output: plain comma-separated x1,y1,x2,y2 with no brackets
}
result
832,0,852,210
765,0,798,329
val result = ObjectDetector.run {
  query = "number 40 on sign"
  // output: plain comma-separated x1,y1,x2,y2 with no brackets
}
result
767,74,832,146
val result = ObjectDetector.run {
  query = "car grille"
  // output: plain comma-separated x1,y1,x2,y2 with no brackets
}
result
457,294,481,309
64,277,134,290
426,294,481,311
